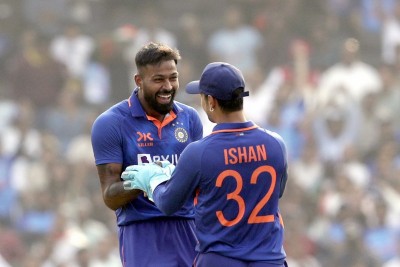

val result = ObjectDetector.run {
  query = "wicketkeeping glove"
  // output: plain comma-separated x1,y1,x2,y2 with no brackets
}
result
121,161,175,201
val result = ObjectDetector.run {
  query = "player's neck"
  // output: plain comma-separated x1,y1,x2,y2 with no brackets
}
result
215,110,246,124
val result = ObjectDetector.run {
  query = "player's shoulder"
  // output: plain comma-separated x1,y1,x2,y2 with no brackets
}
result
186,132,220,152
92,100,129,128
261,128,287,155
261,128,285,144
181,136,207,154
174,101,200,117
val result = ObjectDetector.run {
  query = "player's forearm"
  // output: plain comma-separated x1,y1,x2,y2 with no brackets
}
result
153,184,182,215
153,156,199,215
97,163,143,210
103,182,142,210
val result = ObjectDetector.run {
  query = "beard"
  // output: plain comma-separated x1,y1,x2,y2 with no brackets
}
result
144,89,176,115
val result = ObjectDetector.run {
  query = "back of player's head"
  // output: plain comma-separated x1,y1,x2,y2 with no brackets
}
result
135,42,181,70
214,87,246,112
186,62,249,112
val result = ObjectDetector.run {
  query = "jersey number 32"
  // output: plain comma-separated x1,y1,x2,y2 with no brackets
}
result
215,165,276,227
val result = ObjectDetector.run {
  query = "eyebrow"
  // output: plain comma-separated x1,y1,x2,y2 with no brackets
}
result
152,72,179,78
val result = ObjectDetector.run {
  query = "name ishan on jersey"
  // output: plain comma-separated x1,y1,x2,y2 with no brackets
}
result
224,144,267,165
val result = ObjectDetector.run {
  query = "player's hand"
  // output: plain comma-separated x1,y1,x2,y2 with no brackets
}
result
155,160,175,176
121,161,175,201
121,163,162,193
147,161,174,200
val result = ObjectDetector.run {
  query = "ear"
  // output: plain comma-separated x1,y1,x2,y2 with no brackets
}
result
208,95,216,110
134,74,142,87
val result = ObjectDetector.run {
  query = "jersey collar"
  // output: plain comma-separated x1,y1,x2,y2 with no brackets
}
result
211,121,259,134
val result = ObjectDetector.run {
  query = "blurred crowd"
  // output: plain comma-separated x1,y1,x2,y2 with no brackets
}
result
0,0,399,266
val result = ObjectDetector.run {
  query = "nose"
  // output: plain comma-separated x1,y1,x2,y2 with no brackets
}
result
163,80,173,90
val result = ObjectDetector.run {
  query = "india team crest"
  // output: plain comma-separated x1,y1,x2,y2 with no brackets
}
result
174,127,188,143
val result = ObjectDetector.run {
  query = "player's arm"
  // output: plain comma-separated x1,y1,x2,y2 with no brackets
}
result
153,143,202,215
92,111,142,210
189,107,203,141
272,132,289,198
97,163,143,211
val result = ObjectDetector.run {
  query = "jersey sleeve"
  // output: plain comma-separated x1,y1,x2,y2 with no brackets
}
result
153,142,202,215
269,131,289,198
91,111,123,165
188,107,203,141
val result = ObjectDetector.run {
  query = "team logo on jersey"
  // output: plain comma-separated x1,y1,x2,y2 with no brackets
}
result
137,132,153,142
175,127,188,143
136,132,154,147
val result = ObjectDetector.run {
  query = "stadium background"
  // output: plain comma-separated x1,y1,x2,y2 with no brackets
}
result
0,0,399,266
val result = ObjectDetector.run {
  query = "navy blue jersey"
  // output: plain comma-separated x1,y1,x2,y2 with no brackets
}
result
153,121,288,263
91,89,203,225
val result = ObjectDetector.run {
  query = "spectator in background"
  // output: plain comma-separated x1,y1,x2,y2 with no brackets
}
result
16,190,56,245
21,0,68,36
261,83,305,161
312,96,360,166
88,233,121,267
0,22,15,85
286,39,320,113
383,236,400,267
83,46,111,108
363,197,399,263
44,82,89,153
317,38,382,106
374,145,400,248
341,146,372,191
355,91,382,162
0,90,18,136
255,39,319,159
308,16,344,71
375,64,400,131
176,13,208,78
98,34,131,103
1,100,43,192
0,142,18,224
50,23,94,79
7,29,67,128
0,254,11,267
207,5,262,80
127,6,177,55
290,140,324,195
247,38,317,134
174,13,208,106
39,211,89,267
0,221,24,267
381,1,400,65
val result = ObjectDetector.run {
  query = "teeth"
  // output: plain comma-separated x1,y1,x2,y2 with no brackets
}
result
159,95,171,99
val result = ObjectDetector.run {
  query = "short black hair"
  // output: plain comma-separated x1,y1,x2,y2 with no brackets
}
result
135,42,181,70
208,87,245,112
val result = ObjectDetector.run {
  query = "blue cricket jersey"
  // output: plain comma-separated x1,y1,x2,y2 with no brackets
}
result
153,121,288,263
91,89,203,225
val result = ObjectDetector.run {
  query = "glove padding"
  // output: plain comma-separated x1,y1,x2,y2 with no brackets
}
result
121,161,174,201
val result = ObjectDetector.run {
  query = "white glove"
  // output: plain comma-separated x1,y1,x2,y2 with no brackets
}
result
121,161,174,201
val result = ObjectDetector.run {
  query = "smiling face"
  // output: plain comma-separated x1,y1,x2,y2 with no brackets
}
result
135,60,179,120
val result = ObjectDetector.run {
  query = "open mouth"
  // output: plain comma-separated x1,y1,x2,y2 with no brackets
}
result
157,93,172,104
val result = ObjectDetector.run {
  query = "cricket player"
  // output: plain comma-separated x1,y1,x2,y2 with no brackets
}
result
122,62,289,267
91,42,203,266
